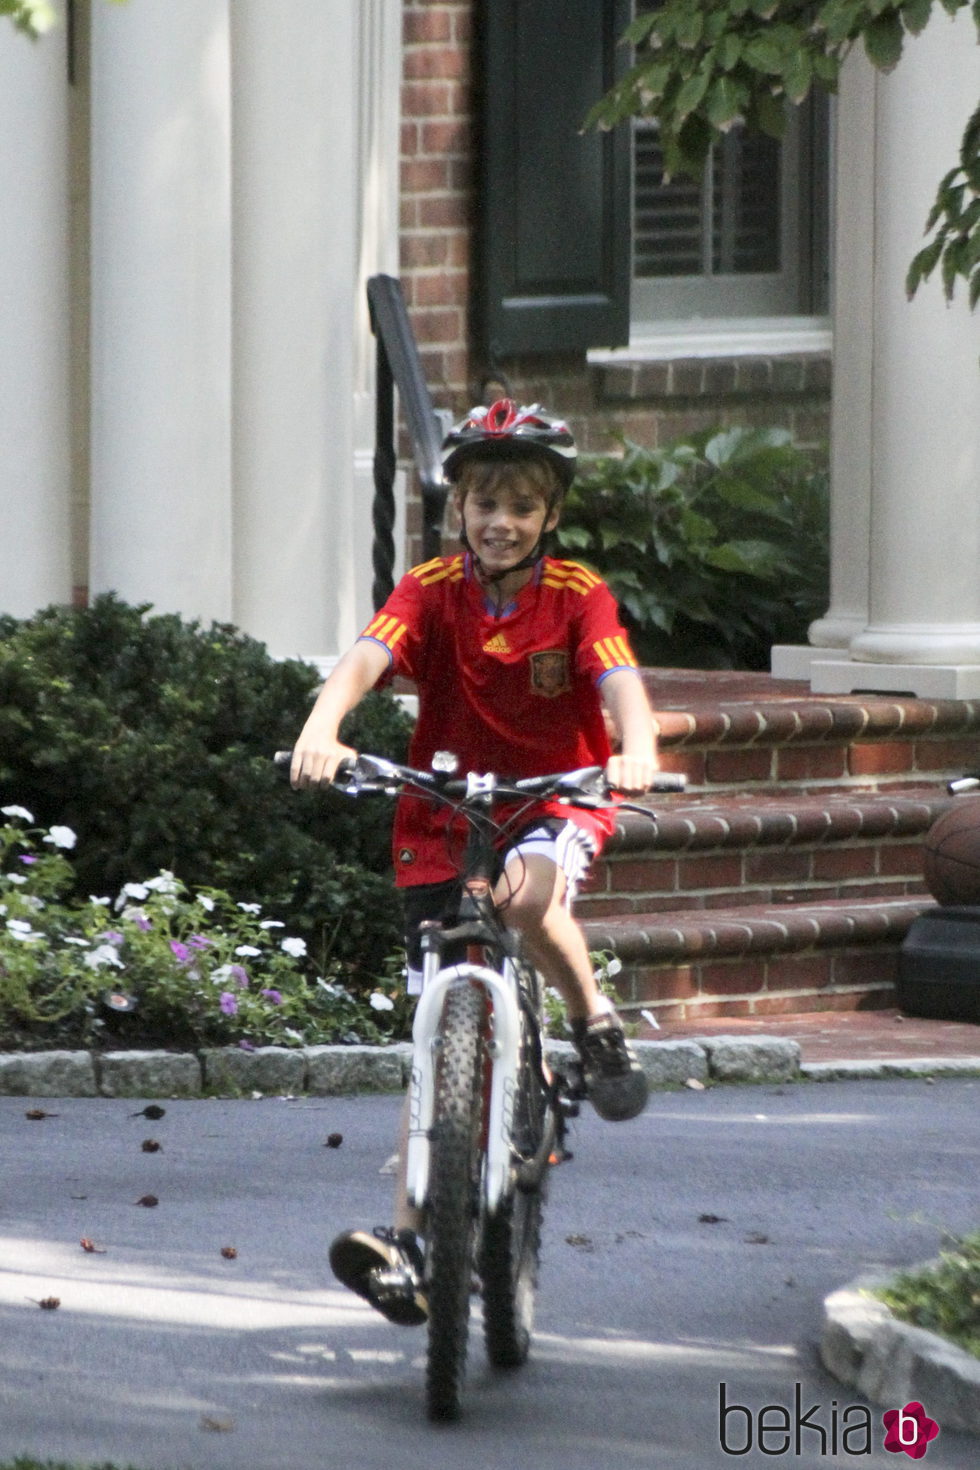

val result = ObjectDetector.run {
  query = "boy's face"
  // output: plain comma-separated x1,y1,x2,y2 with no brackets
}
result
455,479,559,579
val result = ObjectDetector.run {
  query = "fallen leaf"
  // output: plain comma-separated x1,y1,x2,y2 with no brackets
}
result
135,1194,159,1208
325,1133,343,1149
220,1246,238,1259
200,1414,234,1433
684,1077,706,1091
565,1233,594,1251
745,1232,770,1245
80,1238,107,1254
698,1213,728,1225
28,1296,61,1310
131,1105,166,1120
141,1139,162,1153
25,1109,58,1120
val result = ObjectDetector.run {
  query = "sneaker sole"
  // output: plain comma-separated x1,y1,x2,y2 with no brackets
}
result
329,1234,428,1327
587,1069,649,1122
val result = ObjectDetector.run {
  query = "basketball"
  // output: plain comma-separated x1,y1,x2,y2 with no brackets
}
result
922,798,980,905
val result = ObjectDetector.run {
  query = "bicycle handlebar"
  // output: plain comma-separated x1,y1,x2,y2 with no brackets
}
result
273,749,686,807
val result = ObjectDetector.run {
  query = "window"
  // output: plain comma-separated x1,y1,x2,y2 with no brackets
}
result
631,5,830,325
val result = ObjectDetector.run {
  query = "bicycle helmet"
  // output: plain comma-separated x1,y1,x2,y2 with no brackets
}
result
440,399,577,491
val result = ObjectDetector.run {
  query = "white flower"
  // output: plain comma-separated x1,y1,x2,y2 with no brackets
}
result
5,873,27,886
89,895,111,906
116,882,150,910
235,945,261,957
198,895,215,913
260,919,285,930
144,871,179,894
281,936,307,958
43,825,77,850
6,918,37,939
83,943,125,970
237,902,262,915
64,936,91,947
1,805,34,823
369,992,395,1012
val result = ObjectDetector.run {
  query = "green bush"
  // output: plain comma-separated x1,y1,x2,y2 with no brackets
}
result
553,426,829,670
0,594,413,985
876,1229,980,1360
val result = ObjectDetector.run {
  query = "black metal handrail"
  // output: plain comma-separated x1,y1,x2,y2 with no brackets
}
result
367,274,448,611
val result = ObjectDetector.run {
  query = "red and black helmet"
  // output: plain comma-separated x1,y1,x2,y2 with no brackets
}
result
440,399,577,490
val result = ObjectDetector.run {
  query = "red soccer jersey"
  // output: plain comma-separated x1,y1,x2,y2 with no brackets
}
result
360,553,641,885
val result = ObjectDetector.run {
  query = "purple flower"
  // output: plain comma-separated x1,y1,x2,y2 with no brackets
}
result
189,934,211,950
260,988,283,1006
219,991,238,1016
134,913,152,932
170,940,191,964
238,1039,256,1051
100,931,124,945
230,964,249,989
19,855,38,865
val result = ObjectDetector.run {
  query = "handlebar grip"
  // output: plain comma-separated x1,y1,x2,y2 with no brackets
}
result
272,749,357,786
650,772,687,792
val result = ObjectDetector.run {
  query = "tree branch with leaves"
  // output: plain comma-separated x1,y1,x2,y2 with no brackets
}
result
586,0,980,308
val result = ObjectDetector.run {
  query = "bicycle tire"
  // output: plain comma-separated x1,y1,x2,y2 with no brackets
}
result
425,979,486,1422
480,967,549,1369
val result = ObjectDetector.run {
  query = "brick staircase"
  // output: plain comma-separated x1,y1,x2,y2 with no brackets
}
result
579,669,980,1027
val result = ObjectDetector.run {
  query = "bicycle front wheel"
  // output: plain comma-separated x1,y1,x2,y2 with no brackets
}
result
425,979,486,1422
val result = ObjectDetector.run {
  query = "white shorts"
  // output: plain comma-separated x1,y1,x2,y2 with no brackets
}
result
405,817,597,995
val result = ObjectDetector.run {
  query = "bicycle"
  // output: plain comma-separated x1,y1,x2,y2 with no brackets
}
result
276,747,684,1421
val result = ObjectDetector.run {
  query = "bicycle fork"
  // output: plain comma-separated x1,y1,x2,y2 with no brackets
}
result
406,958,522,1218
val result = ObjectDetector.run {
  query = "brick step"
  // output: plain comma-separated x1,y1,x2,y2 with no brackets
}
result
580,785,951,921
642,671,980,789
583,895,934,1026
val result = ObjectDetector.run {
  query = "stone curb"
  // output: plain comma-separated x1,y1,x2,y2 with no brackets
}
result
821,1271,980,1436
0,1035,800,1099
1,1037,978,1099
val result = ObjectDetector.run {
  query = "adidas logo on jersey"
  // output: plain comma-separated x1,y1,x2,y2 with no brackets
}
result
482,632,512,655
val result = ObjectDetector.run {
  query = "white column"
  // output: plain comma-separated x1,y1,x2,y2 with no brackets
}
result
0,5,72,617
232,0,373,664
89,0,233,623
353,0,407,637
806,50,875,653
812,11,980,697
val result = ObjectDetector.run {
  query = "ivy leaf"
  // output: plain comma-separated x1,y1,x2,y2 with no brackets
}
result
743,36,787,74
901,0,935,34
864,11,905,69
783,49,814,104
675,67,712,123
707,76,747,130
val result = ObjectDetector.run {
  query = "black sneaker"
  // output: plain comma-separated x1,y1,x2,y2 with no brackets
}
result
570,1013,649,1121
329,1226,428,1326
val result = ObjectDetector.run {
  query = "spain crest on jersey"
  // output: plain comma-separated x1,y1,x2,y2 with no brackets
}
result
529,649,571,697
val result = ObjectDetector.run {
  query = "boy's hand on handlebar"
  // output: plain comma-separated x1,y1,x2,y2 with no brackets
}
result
605,753,661,795
290,738,358,790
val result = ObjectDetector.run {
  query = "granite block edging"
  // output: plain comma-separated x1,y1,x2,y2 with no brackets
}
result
0,1036,809,1098
822,1271,980,1436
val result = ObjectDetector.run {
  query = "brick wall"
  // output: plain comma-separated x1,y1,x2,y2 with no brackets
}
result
397,0,831,561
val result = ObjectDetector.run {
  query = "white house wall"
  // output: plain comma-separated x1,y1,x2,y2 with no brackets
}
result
0,1,72,619
0,0,400,665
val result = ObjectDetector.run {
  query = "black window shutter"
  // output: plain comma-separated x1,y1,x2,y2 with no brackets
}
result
477,0,631,360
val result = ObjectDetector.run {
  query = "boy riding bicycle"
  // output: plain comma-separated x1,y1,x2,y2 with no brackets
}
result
290,399,662,1324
